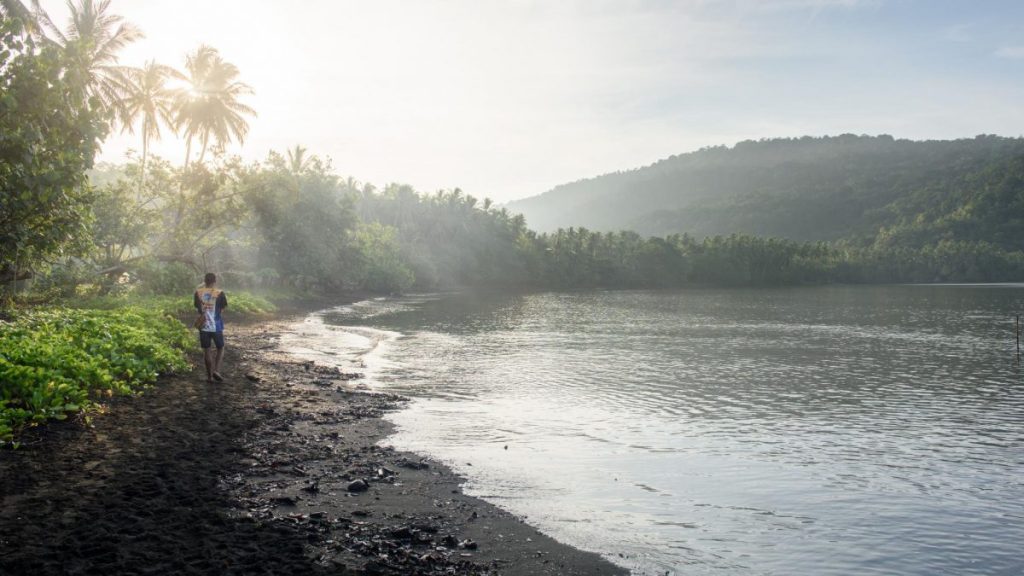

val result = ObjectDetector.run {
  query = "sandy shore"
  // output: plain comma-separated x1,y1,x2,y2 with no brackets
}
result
0,311,627,575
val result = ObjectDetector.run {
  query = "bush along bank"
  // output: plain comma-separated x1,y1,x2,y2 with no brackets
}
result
0,307,192,443
66,292,278,318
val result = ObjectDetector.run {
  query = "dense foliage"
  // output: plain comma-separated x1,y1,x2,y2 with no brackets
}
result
0,16,103,288
0,291,273,440
0,307,191,441
240,151,360,291
354,185,526,289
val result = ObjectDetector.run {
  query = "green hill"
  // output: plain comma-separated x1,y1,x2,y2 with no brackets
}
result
507,135,1024,250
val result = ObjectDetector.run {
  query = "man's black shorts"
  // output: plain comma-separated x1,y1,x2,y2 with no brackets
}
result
199,331,225,349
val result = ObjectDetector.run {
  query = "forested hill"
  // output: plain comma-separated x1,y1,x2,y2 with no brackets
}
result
507,135,1024,249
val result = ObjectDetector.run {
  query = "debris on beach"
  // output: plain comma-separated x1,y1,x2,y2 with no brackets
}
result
347,479,370,492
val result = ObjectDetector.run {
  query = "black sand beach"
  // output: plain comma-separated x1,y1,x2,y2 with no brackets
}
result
0,314,627,576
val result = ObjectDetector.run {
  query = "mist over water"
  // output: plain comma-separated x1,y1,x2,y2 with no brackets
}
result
283,286,1024,575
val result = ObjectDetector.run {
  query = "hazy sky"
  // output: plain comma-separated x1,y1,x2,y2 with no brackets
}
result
40,0,1024,202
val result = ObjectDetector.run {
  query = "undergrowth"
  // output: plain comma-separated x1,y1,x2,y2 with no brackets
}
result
0,291,277,443
0,307,193,442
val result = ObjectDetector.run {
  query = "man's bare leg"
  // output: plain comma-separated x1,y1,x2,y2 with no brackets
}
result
213,347,225,380
204,348,215,382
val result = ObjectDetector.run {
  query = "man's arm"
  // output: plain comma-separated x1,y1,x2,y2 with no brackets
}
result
218,291,228,311
194,291,202,313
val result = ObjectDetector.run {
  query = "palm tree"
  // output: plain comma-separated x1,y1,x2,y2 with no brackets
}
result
120,60,180,191
286,144,311,175
175,45,255,168
39,0,142,118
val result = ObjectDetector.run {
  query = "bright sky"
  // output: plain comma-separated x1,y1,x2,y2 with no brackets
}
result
40,0,1024,202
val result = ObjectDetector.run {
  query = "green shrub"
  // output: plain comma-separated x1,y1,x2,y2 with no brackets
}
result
139,292,277,317
0,307,191,442
222,292,277,316
67,291,277,318
0,290,279,442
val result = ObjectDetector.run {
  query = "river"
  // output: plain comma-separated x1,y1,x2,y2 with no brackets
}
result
280,285,1024,575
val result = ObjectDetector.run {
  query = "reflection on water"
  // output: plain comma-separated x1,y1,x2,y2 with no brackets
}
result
286,286,1024,575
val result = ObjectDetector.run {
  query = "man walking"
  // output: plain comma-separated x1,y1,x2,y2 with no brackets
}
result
194,272,228,382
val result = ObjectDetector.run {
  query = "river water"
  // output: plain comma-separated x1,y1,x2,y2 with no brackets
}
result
280,285,1024,575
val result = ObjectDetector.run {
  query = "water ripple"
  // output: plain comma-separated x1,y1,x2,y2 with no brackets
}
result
289,286,1024,576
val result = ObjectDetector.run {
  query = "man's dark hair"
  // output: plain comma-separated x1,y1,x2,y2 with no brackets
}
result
204,272,217,286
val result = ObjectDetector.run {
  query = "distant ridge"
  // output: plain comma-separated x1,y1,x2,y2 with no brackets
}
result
507,135,1024,248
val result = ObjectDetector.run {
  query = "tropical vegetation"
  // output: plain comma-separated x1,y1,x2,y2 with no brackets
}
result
0,306,191,442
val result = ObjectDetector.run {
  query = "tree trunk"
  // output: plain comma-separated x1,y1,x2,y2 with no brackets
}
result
197,132,210,165
183,136,193,169
140,134,149,194
156,254,201,272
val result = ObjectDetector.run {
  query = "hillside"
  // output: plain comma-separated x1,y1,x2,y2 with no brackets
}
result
507,135,1024,249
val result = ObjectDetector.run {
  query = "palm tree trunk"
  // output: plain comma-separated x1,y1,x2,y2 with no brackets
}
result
183,136,193,169
197,132,209,165
139,134,148,194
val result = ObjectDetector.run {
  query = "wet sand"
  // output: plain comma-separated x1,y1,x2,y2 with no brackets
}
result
0,314,627,575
